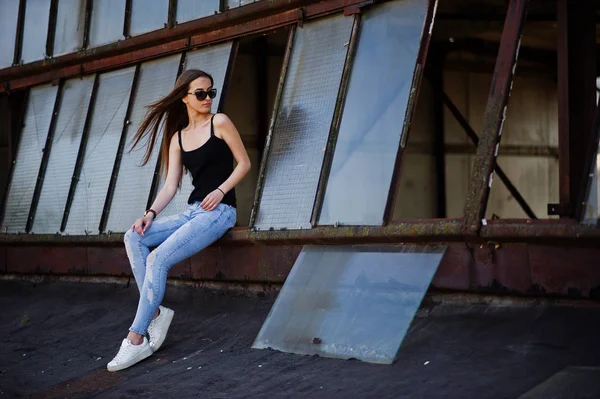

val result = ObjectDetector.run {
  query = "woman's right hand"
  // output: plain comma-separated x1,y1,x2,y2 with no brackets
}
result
131,215,154,235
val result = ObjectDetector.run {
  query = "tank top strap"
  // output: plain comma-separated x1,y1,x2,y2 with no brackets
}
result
177,129,183,151
210,114,216,137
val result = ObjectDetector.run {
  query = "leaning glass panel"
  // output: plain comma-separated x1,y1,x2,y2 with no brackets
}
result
130,0,169,36
1,84,58,233
32,76,95,234
319,0,429,226
582,147,599,226
176,0,219,24
160,42,233,217
21,0,52,63
253,244,446,364
64,67,135,235
254,14,353,230
54,0,86,56
0,1,20,68
106,54,181,233
88,0,126,47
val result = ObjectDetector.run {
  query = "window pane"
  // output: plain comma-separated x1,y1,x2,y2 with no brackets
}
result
254,14,353,231
64,67,135,235
319,0,429,226
1,84,58,233
253,244,446,364
225,0,240,9
160,42,233,217
582,149,600,226
32,76,95,234
106,54,181,233
54,0,86,56
0,1,20,68
176,0,219,24
21,0,52,63
130,0,168,36
88,0,125,47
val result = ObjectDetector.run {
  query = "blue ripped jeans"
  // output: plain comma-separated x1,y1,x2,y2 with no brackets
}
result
124,202,236,336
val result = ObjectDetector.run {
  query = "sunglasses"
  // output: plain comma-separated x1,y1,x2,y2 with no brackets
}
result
187,88,218,101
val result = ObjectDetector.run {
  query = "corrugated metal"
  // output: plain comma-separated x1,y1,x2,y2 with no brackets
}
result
159,42,233,217
105,54,181,233
2,84,58,233
21,0,51,63
0,1,20,68
88,0,126,48
252,244,446,364
319,0,428,226
176,0,219,24
254,14,353,231
32,76,95,234
130,0,169,37
64,67,135,235
54,0,86,56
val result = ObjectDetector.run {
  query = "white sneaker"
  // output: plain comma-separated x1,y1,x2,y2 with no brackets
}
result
147,305,174,353
107,336,153,372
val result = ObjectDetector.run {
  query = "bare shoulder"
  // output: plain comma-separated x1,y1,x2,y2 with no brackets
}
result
213,113,234,128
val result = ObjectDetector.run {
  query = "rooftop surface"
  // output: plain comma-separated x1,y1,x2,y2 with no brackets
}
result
1,278,600,398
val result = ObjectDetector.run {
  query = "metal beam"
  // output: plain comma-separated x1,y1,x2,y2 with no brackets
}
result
460,0,529,234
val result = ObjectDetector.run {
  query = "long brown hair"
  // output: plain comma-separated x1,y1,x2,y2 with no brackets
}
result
129,69,214,183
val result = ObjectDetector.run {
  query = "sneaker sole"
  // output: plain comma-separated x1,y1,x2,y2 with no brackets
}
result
107,345,153,372
150,309,174,353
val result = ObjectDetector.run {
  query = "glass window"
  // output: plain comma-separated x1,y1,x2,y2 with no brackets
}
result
225,0,240,10
32,76,95,234
54,0,86,56
106,54,181,233
319,0,429,226
176,0,219,24
160,42,234,217
1,84,58,233
21,0,52,63
582,148,599,226
253,14,353,231
130,0,168,36
253,244,446,364
64,67,135,235
0,1,20,68
88,0,125,47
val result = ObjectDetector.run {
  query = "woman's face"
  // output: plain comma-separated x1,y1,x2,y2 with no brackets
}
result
182,77,214,114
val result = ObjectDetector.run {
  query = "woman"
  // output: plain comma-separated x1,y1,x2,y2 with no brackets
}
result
107,69,251,372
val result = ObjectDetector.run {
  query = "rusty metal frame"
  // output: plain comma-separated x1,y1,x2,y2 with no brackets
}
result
0,0,384,92
168,0,178,28
460,0,529,235
13,0,27,66
124,0,133,39
310,13,361,226
60,74,100,232
82,0,93,50
248,25,296,229
146,51,187,211
383,0,438,224
46,0,59,58
26,80,64,233
99,64,141,233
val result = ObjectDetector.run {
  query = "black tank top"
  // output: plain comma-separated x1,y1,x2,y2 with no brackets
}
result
178,114,236,207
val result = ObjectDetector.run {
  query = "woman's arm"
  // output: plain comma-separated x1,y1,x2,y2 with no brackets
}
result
148,133,183,215
200,113,251,211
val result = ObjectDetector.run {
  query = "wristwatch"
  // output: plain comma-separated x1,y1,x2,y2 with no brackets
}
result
144,209,156,219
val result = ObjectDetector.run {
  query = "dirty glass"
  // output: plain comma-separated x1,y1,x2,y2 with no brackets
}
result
32,76,95,234
582,148,599,226
21,0,52,63
319,0,429,226
64,68,135,235
254,14,353,231
176,0,219,24
160,42,233,216
1,84,58,233
54,0,86,56
0,2,20,68
88,0,125,47
130,0,169,36
105,55,181,233
253,244,447,364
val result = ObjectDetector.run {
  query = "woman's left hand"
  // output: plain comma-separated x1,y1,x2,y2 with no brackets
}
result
200,189,224,211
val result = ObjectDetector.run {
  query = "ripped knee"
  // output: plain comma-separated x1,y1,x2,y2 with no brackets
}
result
145,251,157,284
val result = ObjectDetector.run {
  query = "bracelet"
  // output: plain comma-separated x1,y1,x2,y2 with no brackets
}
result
217,187,225,196
144,209,156,219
